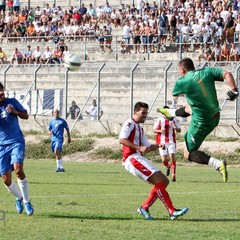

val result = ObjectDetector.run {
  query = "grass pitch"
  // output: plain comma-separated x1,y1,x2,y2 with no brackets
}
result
0,160,239,240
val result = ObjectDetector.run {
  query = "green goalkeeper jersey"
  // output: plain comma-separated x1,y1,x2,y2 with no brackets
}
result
172,67,224,122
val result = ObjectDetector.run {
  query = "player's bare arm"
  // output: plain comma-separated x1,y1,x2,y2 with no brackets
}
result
5,105,29,119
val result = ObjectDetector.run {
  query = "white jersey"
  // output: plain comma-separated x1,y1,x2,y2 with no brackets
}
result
153,116,180,144
119,118,151,160
87,105,103,121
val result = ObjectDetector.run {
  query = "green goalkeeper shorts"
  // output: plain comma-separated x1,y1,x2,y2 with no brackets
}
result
184,115,220,152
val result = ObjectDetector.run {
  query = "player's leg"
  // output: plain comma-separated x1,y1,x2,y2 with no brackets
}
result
53,140,65,172
184,118,228,182
12,142,34,216
158,105,191,120
124,154,188,220
148,171,188,220
168,143,177,182
159,146,170,176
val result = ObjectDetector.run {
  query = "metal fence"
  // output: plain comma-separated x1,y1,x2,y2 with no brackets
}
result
1,61,239,132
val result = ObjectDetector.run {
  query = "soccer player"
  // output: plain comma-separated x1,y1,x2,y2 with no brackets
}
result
48,109,71,172
153,106,181,182
0,82,34,216
119,102,188,220
159,58,239,182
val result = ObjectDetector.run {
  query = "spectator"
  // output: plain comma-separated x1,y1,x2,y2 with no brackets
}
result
22,45,32,64
208,42,221,62
85,99,103,121
103,2,112,20
229,43,239,62
40,46,52,64
8,0,13,12
79,3,87,19
122,20,132,53
11,47,23,64
31,46,41,64
103,25,113,53
224,12,235,44
0,47,7,64
50,46,62,64
26,22,35,42
16,22,26,41
69,100,82,120
219,42,230,61
197,43,212,65
13,0,20,13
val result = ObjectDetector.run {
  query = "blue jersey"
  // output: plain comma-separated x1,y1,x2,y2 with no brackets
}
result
0,98,26,145
48,117,69,141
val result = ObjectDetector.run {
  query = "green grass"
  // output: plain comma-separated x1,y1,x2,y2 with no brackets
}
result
0,160,240,240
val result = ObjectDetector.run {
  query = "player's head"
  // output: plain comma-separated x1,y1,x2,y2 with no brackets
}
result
178,58,195,76
133,102,148,123
53,109,60,119
71,100,76,106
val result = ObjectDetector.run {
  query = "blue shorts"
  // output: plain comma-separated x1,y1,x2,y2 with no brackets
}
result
0,141,25,175
51,139,63,153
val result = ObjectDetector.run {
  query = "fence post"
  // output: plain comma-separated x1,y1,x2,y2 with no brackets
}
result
130,63,139,117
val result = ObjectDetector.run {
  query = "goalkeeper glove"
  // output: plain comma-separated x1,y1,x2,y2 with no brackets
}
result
226,89,239,101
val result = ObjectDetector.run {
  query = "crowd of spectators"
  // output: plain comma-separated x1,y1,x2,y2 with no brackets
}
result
0,1,240,62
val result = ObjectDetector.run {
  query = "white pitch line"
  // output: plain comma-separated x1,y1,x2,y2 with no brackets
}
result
26,189,240,199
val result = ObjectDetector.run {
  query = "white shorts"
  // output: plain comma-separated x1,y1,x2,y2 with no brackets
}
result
159,143,176,156
123,153,160,181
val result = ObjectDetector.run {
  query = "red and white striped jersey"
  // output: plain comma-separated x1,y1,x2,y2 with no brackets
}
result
119,118,151,160
153,116,180,144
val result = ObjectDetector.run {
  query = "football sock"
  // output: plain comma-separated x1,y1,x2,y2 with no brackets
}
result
155,182,175,215
208,157,221,169
5,180,23,200
141,188,158,210
56,159,63,169
17,177,30,203
163,160,170,169
171,161,176,177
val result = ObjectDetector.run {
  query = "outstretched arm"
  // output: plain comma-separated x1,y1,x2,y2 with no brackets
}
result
222,71,239,100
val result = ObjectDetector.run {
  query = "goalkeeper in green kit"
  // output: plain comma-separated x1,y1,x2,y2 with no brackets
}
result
159,58,239,182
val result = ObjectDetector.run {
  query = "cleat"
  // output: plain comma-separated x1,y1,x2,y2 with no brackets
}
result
172,177,176,182
157,107,174,121
16,198,24,214
25,202,34,216
137,207,154,220
60,168,65,172
166,167,170,176
55,168,61,172
218,160,228,182
170,208,188,220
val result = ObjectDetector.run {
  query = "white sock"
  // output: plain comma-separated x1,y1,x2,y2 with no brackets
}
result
5,180,23,200
57,159,63,169
208,157,221,169
17,178,30,203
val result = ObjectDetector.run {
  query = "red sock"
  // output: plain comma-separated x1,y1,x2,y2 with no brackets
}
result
141,186,158,210
163,160,170,169
155,182,175,215
171,161,176,178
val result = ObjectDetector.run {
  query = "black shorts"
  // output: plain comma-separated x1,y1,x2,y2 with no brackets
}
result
0,5,5,12
133,36,141,44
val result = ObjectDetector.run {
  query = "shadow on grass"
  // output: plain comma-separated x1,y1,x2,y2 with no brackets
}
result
43,213,135,220
29,181,132,186
40,213,240,222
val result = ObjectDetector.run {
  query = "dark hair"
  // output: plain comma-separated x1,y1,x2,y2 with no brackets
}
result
134,102,148,111
178,58,195,71
0,82,3,88
163,105,169,109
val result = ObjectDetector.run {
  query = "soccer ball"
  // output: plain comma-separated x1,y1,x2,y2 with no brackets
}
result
63,54,81,71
